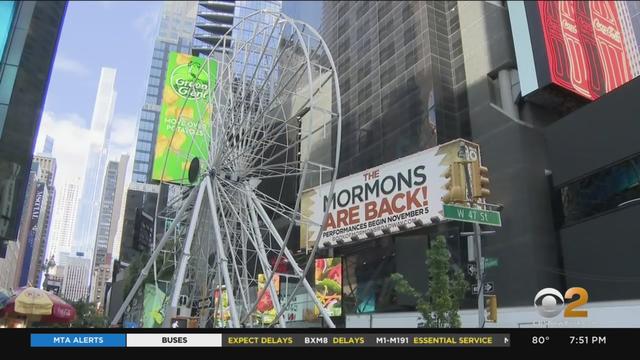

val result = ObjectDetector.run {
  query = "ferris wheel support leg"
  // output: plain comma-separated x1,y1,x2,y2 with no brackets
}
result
163,181,207,328
250,195,336,328
246,194,288,328
205,177,240,328
110,186,198,326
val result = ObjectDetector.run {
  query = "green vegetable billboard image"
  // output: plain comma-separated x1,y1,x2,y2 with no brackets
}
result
315,257,342,317
143,284,166,328
152,51,218,184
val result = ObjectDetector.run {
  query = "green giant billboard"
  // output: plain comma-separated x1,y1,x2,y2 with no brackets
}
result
152,52,217,184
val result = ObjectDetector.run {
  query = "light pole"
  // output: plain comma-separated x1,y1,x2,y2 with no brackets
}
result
458,144,485,328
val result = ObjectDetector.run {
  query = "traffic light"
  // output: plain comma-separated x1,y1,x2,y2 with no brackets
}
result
442,162,467,203
485,295,497,322
471,160,490,199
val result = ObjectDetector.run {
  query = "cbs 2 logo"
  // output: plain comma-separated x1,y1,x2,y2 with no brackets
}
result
534,287,588,318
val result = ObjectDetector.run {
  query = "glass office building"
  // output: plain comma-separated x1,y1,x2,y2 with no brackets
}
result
0,1,66,243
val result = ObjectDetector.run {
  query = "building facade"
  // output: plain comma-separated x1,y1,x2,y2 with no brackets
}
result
282,0,473,318
90,154,128,307
192,1,282,57
31,154,56,287
60,252,91,302
0,1,66,245
47,180,79,265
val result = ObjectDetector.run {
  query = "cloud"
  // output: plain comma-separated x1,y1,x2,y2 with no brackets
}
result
35,112,94,187
109,114,137,157
52,55,90,77
133,8,160,41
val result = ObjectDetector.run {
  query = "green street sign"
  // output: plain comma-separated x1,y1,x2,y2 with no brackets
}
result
442,204,502,227
484,257,499,269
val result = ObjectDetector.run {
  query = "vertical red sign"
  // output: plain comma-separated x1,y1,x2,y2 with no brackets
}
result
537,1,633,100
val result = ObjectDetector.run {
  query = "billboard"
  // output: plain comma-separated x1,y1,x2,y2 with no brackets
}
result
315,257,342,317
142,284,166,328
300,139,480,249
509,1,640,101
152,52,217,184
212,288,231,327
19,182,44,287
256,274,280,324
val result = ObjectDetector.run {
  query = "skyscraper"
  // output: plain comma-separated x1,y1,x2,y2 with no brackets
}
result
43,136,54,156
31,154,57,287
48,180,80,265
90,154,128,307
13,164,49,288
284,0,469,177
74,68,117,255
0,1,66,244
132,1,198,184
60,252,91,302
192,1,282,57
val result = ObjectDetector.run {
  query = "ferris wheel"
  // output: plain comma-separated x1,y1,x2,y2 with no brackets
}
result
112,10,342,328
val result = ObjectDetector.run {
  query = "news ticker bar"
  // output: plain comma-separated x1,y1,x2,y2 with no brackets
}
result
30,333,510,347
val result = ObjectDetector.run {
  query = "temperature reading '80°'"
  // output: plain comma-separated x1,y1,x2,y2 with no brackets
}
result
532,336,550,345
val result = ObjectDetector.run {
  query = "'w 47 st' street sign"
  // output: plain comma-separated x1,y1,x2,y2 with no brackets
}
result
443,204,502,227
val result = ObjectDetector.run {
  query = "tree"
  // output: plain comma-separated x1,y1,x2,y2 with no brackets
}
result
70,300,108,328
391,235,468,328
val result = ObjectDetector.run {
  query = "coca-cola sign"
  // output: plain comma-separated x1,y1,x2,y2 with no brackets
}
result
509,1,640,102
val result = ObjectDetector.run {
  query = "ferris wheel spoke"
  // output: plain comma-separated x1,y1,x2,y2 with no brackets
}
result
214,185,252,312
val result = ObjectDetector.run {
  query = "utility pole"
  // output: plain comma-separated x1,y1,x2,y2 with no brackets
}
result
458,144,485,328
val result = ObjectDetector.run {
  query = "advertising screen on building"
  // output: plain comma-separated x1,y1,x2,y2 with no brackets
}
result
509,1,640,101
142,284,166,328
0,1,14,61
19,182,44,287
212,288,231,327
152,52,217,184
256,274,280,324
300,139,480,249
315,257,342,317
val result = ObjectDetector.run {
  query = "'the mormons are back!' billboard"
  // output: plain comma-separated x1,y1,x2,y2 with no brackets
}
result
152,52,217,184
300,139,481,249
509,1,640,101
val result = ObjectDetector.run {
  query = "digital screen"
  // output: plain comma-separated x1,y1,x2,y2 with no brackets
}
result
152,52,217,184
0,1,14,61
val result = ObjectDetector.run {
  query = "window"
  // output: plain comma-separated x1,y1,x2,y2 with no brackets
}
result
133,172,147,183
153,48,164,59
559,155,640,226
136,141,152,152
147,86,159,96
134,163,149,173
168,44,177,52
138,130,153,141
139,120,154,131
148,76,160,86
135,151,150,163
150,67,162,77
152,59,164,68
146,94,157,104
141,110,156,121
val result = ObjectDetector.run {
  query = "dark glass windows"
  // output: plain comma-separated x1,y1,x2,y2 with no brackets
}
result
559,155,640,225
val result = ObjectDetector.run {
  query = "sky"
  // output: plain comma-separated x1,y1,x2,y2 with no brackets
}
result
35,1,164,190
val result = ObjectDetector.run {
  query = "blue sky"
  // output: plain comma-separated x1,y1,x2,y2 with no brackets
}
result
36,1,164,186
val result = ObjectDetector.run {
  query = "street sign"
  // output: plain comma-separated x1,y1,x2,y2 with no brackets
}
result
472,282,495,294
443,204,502,227
467,263,477,276
484,257,499,269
